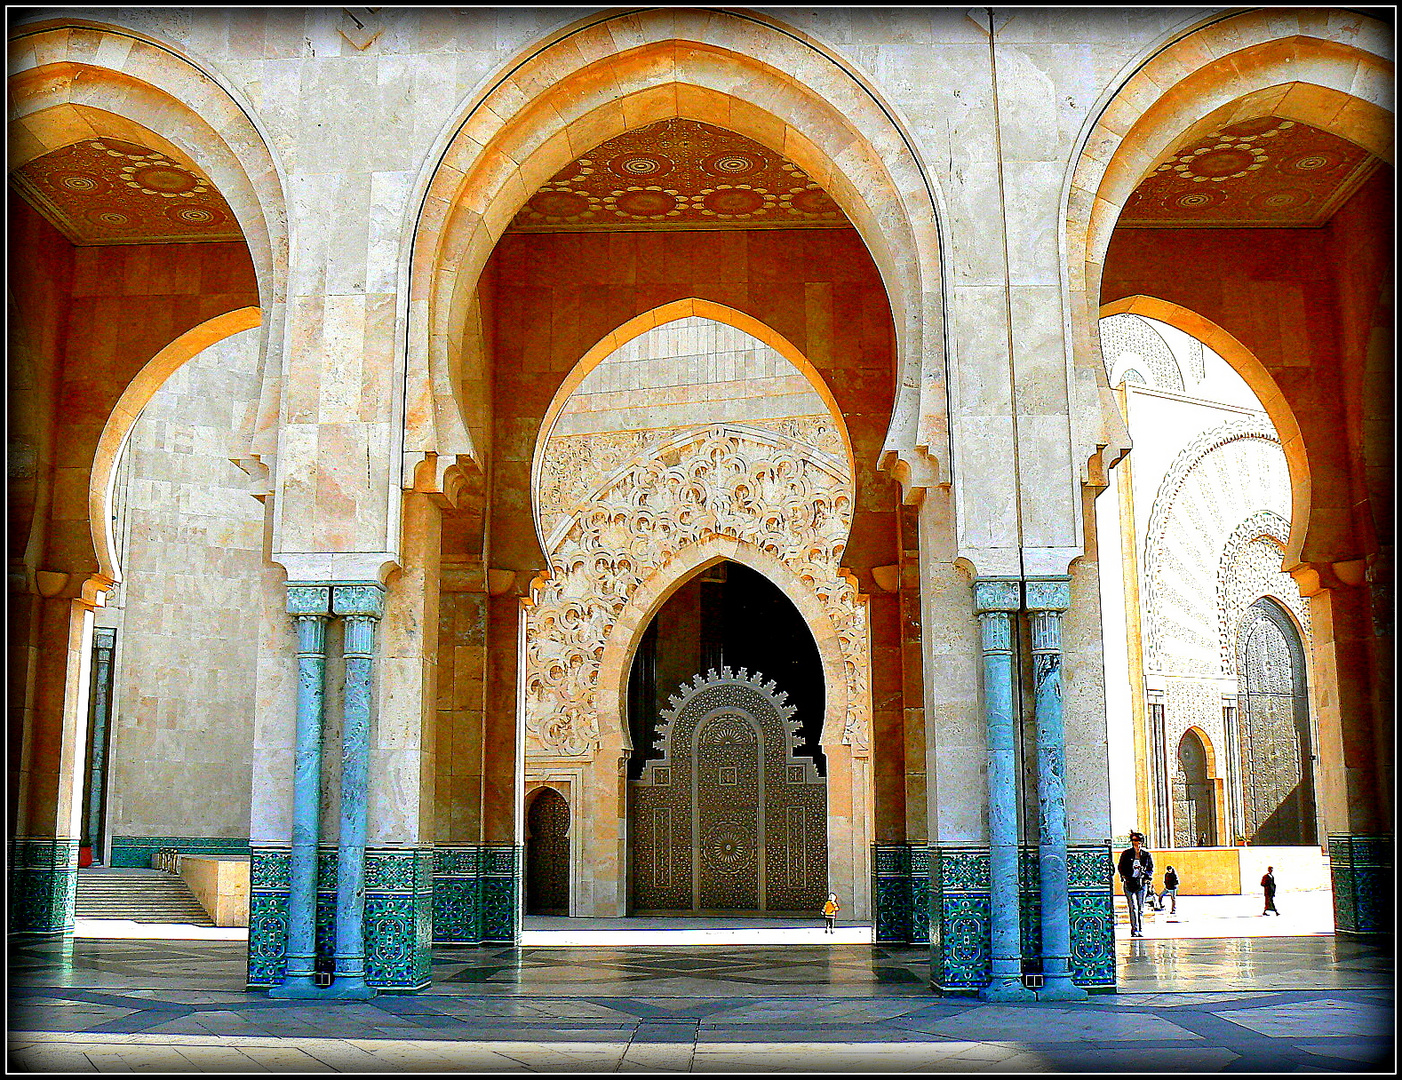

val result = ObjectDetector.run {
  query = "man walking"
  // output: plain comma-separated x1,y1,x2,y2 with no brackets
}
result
1262,866,1280,915
1117,831,1154,938
1162,865,1180,915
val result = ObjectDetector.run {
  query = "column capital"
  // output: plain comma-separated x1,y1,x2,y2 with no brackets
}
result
286,583,332,616
973,577,1021,614
332,582,386,620
1024,576,1071,613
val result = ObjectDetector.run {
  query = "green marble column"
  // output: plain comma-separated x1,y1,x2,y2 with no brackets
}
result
974,578,1034,1002
1025,576,1086,1001
324,583,384,1000
268,584,331,1000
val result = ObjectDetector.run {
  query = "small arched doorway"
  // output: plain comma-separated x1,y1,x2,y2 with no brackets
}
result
525,788,570,916
1236,598,1317,846
1172,729,1217,848
627,560,828,915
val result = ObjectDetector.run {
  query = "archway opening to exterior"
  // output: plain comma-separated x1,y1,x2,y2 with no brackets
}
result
525,788,571,917
626,560,827,915
1095,305,1329,906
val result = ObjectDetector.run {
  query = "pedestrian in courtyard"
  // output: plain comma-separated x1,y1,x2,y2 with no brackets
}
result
1117,831,1154,937
1262,866,1280,915
1162,865,1180,915
821,892,841,933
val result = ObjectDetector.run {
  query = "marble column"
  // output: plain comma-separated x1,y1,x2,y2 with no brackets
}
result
269,585,331,999
325,583,384,999
974,578,1033,1002
1026,576,1086,1001
82,628,117,858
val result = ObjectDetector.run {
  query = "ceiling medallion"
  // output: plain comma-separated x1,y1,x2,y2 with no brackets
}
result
509,118,849,232
1121,116,1377,228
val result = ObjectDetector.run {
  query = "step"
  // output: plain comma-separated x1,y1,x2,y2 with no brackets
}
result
76,869,214,926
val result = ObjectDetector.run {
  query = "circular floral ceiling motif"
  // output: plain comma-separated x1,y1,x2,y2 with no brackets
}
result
510,118,848,232
1121,117,1379,228
10,138,243,245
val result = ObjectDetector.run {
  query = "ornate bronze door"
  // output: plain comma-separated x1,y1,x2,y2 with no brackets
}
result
629,669,826,914
693,713,762,911
525,788,570,915
1236,599,1315,845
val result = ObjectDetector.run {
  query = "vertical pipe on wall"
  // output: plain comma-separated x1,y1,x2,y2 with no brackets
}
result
326,583,384,999
1026,577,1087,1000
269,585,331,999
974,578,1034,1002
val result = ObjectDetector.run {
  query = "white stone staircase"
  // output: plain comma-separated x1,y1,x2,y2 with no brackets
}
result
75,867,214,926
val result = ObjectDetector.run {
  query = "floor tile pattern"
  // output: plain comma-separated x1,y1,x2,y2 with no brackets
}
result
7,935,1393,1072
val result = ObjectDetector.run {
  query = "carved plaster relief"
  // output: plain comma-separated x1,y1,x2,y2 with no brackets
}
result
524,423,867,760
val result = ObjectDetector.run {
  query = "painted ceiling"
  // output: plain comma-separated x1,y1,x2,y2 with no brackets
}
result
10,138,243,245
508,118,848,232
1119,116,1379,228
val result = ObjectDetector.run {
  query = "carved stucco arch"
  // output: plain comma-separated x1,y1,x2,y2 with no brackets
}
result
1063,8,1392,492
1215,509,1304,677
1141,417,1285,672
531,298,857,560
556,533,872,920
1101,296,1312,570
402,7,948,489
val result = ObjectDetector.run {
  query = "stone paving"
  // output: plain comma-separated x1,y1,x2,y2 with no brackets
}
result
7,929,1394,1072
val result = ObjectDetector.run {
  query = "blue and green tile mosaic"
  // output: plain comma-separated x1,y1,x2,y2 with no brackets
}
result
247,846,433,992
110,835,249,868
927,842,1114,994
1328,834,1393,936
9,838,80,934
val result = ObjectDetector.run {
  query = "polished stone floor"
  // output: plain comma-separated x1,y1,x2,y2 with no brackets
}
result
8,935,1394,1072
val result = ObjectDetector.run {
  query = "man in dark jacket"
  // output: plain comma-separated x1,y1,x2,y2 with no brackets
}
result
1117,831,1154,937
1162,865,1180,915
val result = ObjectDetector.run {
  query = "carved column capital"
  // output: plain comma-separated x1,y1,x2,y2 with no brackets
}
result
331,582,386,620
1024,575,1071,613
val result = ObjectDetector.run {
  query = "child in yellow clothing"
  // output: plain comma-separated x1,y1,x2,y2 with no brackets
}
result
821,892,840,933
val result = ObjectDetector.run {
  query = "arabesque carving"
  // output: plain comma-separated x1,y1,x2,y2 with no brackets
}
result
524,423,867,759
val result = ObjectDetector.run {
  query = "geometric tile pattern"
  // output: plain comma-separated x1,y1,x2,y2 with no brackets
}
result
928,843,1114,993
1328,834,1393,936
433,845,521,946
8,838,81,934
10,138,244,245
109,836,251,868
10,935,1393,1071
247,846,434,992
508,118,846,233
1119,117,1378,228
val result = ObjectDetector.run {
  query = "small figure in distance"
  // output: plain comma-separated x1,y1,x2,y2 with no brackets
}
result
1117,831,1154,938
1162,865,1180,916
821,892,841,934
1261,866,1280,916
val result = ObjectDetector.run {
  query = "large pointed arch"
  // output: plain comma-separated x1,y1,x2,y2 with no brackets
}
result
1100,296,1312,571
1061,8,1392,503
400,8,948,494
530,297,858,557
89,307,263,583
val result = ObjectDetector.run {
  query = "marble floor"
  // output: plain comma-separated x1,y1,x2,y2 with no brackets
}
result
7,935,1394,1072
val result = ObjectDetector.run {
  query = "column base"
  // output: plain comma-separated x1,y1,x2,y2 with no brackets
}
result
322,976,376,1000
1036,976,1089,1001
266,976,325,1000
979,978,1036,1002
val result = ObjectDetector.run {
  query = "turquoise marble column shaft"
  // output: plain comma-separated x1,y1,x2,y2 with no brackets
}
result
974,578,1033,1002
1026,577,1086,1001
269,585,331,999
326,583,384,1000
